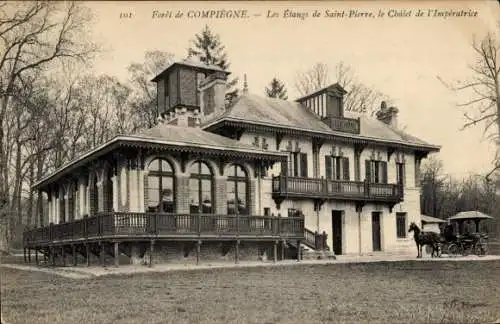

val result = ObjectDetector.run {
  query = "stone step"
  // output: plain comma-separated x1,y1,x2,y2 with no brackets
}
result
302,250,336,260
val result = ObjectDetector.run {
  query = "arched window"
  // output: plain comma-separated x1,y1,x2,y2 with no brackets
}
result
72,181,79,220
189,161,213,214
146,158,175,213
91,173,99,215
104,169,113,212
226,165,248,215
69,181,78,221
59,186,66,223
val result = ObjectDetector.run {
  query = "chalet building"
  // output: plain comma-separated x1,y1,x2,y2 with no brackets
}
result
23,59,440,267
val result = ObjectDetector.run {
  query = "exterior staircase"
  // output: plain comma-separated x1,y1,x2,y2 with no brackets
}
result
287,228,336,260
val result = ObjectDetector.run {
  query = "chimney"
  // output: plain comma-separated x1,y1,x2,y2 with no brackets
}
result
376,101,399,128
243,74,248,94
199,71,227,117
164,107,201,128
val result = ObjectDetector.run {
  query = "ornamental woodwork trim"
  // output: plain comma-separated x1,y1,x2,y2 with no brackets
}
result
369,150,383,161
205,120,437,152
329,145,344,157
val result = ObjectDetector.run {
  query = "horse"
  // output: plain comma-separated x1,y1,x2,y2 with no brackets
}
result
408,222,441,258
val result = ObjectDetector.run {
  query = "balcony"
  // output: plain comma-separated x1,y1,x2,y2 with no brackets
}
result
23,212,305,247
322,116,360,134
272,175,403,203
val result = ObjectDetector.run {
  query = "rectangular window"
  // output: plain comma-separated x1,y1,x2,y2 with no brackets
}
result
342,157,350,180
264,208,270,216
365,160,388,184
396,213,407,238
396,162,405,186
325,156,350,180
288,152,308,177
288,208,302,217
325,156,332,180
354,153,360,181
300,153,308,177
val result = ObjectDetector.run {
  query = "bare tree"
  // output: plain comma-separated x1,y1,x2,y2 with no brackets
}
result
127,50,175,129
294,61,391,116
0,1,98,248
294,62,329,97
420,156,445,217
439,28,500,181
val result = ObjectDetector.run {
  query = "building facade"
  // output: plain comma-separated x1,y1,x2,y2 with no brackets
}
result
23,59,439,266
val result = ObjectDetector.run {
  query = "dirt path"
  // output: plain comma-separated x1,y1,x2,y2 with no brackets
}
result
2,254,500,279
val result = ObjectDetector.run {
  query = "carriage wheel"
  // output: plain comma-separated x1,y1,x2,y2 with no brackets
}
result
473,244,481,256
448,244,459,257
461,244,469,256
477,244,488,256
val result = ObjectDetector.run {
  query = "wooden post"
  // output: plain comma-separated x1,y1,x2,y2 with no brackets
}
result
235,240,240,264
51,247,56,267
99,242,105,267
61,246,65,266
23,248,27,263
322,231,327,251
27,248,31,264
196,240,201,265
85,244,90,267
35,249,39,266
273,241,278,263
114,242,119,267
72,245,77,266
297,240,301,262
281,239,285,260
149,240,154,268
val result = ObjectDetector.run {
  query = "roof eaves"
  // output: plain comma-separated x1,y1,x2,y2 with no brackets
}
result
204,116,441,151
33,133,288,190
32,136,122,189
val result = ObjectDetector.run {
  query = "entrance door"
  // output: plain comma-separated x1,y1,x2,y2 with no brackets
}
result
331,211,343,255
372,212,381,251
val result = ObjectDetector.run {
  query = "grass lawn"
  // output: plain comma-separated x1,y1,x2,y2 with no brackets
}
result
1,261,500,324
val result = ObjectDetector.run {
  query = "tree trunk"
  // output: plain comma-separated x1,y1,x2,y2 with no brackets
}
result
27,162,34,227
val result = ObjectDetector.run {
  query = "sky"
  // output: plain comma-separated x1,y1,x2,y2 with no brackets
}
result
85,1,499,179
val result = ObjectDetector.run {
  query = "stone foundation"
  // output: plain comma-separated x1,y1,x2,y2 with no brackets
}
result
34,241,283,267
141,241,275,265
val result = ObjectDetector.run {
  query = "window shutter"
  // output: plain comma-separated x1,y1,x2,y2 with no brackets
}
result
300,153,308,177
325,156,332,180
381,161,388,184
288,152,294,176
335,158,341,180
365,160,371,182
293,153,299,176
402,163,406,186
342,157,350,180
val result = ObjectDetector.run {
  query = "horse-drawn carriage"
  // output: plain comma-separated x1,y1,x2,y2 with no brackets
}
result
409,211,492,258
439,228,489,257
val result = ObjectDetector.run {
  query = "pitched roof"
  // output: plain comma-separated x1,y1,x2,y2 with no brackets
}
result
204,94,335,133
421,215,447,223
33,125,285,189
152,59,229,82
202,94,440,150
448,211,494,221
135,123,275,154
